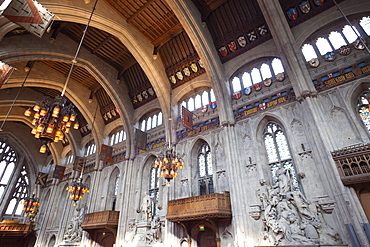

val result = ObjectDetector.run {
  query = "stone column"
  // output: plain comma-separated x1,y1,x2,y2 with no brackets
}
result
257,0,317,101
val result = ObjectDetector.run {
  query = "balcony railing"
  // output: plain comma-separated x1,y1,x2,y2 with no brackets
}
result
81,210,119,230
331,143,370,185
167,191,232,222
0,221,34,236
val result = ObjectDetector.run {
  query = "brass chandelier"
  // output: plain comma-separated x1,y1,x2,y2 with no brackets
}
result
24,96,79,153
154,146,184,187
66,175,90,206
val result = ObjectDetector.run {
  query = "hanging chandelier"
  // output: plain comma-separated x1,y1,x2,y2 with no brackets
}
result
21,194,40,217
24,95,79,153
66,176,90,206
154,147,184,187
23,0,99,153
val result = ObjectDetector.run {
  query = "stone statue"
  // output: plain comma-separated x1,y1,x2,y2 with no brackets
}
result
253,167,342,246
140,192,152,222
145,216,162,243
125,219,137,243
63,206,85,242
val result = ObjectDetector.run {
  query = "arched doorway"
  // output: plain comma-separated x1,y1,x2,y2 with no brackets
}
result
197,227,217,247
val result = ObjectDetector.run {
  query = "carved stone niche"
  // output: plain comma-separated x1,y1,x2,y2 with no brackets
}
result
249,204,262,220
315,195,336,214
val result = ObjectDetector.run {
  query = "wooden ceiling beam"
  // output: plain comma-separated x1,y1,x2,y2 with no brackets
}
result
92,35,113,54
152,22,183,47
127,0,156,23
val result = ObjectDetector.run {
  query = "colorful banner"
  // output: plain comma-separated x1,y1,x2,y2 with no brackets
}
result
135,128,147,150
182,106,193,129
52,165,65,180
99,144,113,163
3,0,54,38
0,61,14,88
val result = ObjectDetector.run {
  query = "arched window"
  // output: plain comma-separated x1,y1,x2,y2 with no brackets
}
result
85,141,96,156
271,58,284,75
0,142,16,199
198,143,213,195
112,174,119,211
5,165,29,216
149,166,160,217
242,72,252,88
202,91,209,106
231,77,242,93
260,63,272,80
301,44,317,61
342,25,359,43
328,31,347,49
139,112,163,132
251,68,262,84
210,89,216,102
263,122,299,191
360,16,370,36
316,37,333,55
194,94,202,109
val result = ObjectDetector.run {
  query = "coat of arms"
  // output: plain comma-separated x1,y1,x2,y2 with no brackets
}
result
275,72,285,82
237,36,247,47
299,1,311,14
183,67,191,76
308,58,320,68
287,8,298,21
219,46,228,57
176,71,184,80
169,75,176,84
190,63,198,73
324,51,336,61
228,41,237,52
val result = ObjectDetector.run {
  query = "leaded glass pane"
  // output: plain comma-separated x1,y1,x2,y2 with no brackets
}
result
276,130,291,160
153,114,158,128
147,117,152,130
195,94,202,109
316,37,333,55
198,154,206,177
113,177,119,196
328,31,347,49
232,77,241,93
251,68,262,83
242,72,252,88
271,58,284,74
188,98,195,111
260,63,272,80
301,44,317,61
360,16,370,36
158,112,163,126
206,151,212,175
202,91,209,106
1,162,14,184
150,168,157,189
210,89,216,102
199,180,207,195
5,198,16,214
264,134,278,163
342,25,360,43
141,120,146,131
208,178,214,194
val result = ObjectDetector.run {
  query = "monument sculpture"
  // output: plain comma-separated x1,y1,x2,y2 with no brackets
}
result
251,165,342,245
63,206,86,243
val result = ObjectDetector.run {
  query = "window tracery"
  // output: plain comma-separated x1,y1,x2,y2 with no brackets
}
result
231,58,285,94
110,129,126,146
263,122,299,191
140,112,163,131
198,143,213,195
180,88,215,112
301,16,369,61
149,166,160,217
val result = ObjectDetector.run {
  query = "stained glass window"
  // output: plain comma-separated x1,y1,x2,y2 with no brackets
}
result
263,123,299,191
358,92,370,132
198,144,213,195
